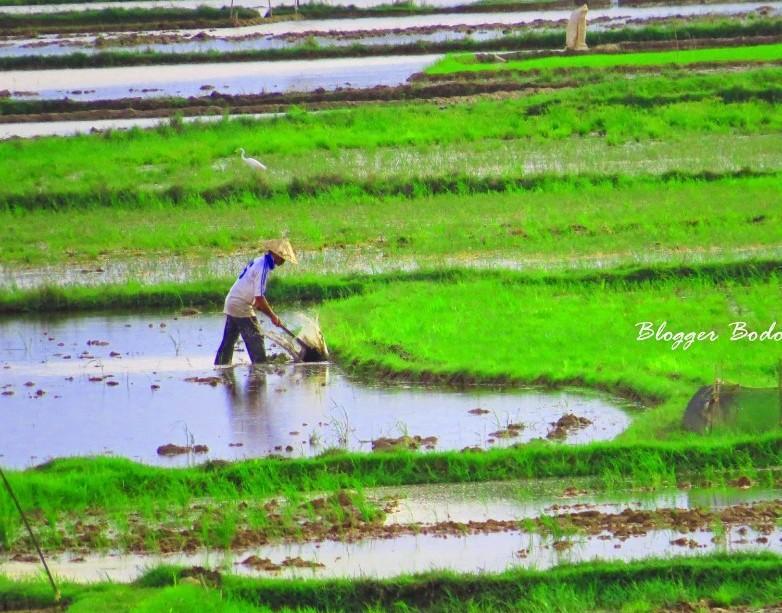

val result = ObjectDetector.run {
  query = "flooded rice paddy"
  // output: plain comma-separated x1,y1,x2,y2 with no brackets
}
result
0,111,280,139
2,480,781,582
373,478,782,524
0,311,633,468
4,527,780,582
0,0,268,14
1,2,776,62
2,54,441,100
4,241,782,289
0,0,560,14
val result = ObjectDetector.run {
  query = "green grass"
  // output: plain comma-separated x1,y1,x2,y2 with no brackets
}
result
1,174,780,267
318,273,782,439
3,554,782,611
0,432,780,534
427,42,782,75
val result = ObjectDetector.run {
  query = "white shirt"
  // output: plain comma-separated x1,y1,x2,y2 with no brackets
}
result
223,253,275,318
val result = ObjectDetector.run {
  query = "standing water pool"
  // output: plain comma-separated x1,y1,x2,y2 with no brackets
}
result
0,311,634,468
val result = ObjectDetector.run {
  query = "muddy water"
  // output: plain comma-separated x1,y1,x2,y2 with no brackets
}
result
2,54,441,100
2,525,779,582
0,311,631,468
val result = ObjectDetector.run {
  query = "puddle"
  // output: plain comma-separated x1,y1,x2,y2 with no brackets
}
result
0,311,632,468
0,111,281,139
371,479,782,524
2,54,441,101
1,524,779,582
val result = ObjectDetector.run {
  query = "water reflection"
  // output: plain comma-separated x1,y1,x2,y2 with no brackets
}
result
0,311,632,468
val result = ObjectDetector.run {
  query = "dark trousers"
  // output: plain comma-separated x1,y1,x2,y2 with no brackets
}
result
214,315,267,365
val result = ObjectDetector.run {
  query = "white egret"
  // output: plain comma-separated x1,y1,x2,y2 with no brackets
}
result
237,148,267,171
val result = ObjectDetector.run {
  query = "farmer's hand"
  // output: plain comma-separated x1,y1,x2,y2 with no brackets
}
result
270,313,282,327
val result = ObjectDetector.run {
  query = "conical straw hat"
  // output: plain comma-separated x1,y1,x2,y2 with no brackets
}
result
263,238,298,265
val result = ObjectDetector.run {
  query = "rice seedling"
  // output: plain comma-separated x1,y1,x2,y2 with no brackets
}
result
426,43,782,75
3,67,781,209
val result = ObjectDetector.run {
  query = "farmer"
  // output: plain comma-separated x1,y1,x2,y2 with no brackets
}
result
565,0,589,51
214,239,298,366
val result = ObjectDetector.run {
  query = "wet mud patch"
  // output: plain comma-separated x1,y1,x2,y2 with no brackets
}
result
0,311,632,468
546,413,592,439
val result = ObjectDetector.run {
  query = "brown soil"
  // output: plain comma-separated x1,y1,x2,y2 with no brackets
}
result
489,423,525,439
730,475,753,489
179,565,222,586
156,443,209,456
371,435,438,451
184,376,223,386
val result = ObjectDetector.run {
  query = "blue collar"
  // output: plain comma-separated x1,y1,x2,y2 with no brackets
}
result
265,251,276,270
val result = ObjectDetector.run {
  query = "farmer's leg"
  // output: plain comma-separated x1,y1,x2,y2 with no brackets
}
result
238,317,267,364
214,316,240,366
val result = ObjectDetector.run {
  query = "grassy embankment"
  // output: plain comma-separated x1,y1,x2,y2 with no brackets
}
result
4,17,782,69
0,427,780,550
3,554,782,611
428,41,782,75
0,6,261,34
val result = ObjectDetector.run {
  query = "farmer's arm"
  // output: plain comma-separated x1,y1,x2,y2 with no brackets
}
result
253,295,282,327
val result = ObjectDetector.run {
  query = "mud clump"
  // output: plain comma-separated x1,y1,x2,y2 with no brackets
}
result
241,555,280,571
281,556,325,569
371,435,438,451
184,376,223,386
547,414,593,440
468,407,490,415
670,537,704,549
156,443,209,456
241,555,324,571
730,475,753,489
180,566,222,586
489,423,524,439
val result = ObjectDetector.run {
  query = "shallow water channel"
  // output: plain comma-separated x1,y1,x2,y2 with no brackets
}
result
0,111,281,139
2,54,440,101
0,311,632,468
2,480,780,582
